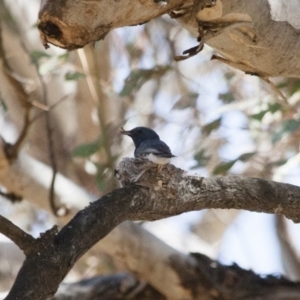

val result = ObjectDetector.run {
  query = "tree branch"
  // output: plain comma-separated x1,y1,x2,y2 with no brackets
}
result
116,158,300,222
187,253,300,300
0,22,33,161
51,273,165,300
38,0,185,50
50,268,300,300
100,221,201,300
5,158,300,299
38,0,300,78
0,215,36,255
0,139,91,220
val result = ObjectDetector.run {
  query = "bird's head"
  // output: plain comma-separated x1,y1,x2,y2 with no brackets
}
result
120,126,159,147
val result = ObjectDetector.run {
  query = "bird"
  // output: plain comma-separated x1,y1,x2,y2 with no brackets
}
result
120,126,175,171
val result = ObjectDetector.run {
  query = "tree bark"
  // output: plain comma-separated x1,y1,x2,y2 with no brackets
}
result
4,158,300,299
38,0,300,78
51,266,300,300
51,273,166,300
38,0,185,50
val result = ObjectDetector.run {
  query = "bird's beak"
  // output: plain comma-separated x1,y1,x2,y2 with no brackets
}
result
120,127,132,136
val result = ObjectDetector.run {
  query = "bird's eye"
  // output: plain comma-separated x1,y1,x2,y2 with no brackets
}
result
137,129,142,134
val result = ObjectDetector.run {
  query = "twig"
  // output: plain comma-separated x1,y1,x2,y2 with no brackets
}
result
260,76,289,105
211,54,289,107
77,46,117,191
29,94,71,125
0,189,22,203
276,215,300,278
0,215,36,255
124,281,147,299
0,24,32,160
20,41,61,216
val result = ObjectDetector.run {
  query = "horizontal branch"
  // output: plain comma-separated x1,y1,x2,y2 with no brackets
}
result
116,158,300,223
50,267,300,300
186,253,300,300
38,0,184,49
0,140,92,219
100,221,200,300
51,272,165,300
6,158,300,299
0,215,36,255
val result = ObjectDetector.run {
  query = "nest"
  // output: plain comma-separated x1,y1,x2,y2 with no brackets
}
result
115,157,182,188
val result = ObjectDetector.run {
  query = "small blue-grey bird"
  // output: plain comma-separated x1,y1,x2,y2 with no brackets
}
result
121,126,175,170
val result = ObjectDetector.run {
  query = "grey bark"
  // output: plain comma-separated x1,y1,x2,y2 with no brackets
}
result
51,273,166,300
51,263,300,300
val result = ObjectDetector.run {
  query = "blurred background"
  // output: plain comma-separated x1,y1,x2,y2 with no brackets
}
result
1,0,300,296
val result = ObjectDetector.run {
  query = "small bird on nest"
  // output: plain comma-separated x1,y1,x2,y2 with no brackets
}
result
120,126,175,172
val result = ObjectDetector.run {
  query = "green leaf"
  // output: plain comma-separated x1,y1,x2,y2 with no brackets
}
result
203,118,222,135
238,152,256,162
212,160,237,175
95,163,107,191
272,119,300,143
120,66,171,97
58,53,70,63
65,71,86,81
251,110,268,121
96,176,106,191
268,103,281,114
224,72,234,81
251,103,282,121
281,119,300,132
72,136,103,157
276,82,288,90
173,93,198,110
0,95,8,112
192,149,210,169
219,92,234,104
30,50,51,64
290,82,300,95
277,80,300,96
96,175,106,191
268,159,288,167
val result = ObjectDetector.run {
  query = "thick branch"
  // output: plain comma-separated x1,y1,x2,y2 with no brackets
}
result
38,0,185,49
5,158,300,299
100,221,202,300
116,158,300,222
0,140,91,219
51,267,300,300
0,215,35,255
38,0,300,77
51,273,165,300
6,185,141,300
187,253,300,300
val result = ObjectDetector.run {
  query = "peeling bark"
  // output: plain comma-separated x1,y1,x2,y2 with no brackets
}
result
38,0,300,78
38,0,185,50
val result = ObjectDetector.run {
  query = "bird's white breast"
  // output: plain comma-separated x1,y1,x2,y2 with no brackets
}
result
147,153,170,165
